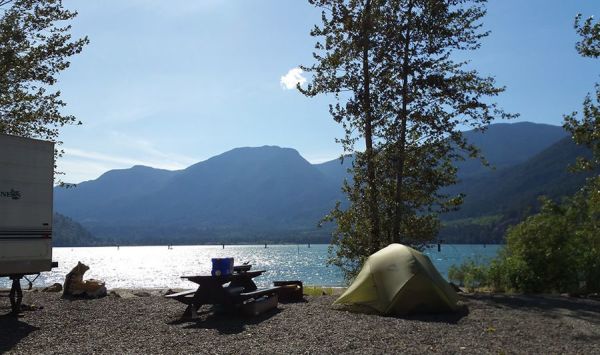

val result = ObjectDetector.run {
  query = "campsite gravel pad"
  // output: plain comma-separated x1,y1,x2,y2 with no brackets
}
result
1,291,599,354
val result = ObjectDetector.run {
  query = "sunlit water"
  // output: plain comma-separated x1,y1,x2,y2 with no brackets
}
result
1,244,501,289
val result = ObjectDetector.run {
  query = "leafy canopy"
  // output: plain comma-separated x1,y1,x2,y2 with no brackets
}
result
451,14,600,294
302,0,512,280
0,0,88,177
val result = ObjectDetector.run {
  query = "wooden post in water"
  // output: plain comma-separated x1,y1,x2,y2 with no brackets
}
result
222,244,225,249
265,243,267,248
308,243,311,248
437,240,443,252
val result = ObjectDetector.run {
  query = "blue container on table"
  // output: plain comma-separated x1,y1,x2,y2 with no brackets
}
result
211,257,234,276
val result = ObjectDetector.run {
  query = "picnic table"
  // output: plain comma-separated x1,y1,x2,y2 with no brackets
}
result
166,268,280,318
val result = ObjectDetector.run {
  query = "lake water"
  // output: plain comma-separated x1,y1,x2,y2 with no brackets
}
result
1,244,502,289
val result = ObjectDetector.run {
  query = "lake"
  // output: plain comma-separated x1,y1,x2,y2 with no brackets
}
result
1,244,502,289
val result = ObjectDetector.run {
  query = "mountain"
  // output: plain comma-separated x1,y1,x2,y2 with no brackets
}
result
52,213,99,247
55,146,341,243
447,137,591,219
456,122,567,179
439,137,594,243
313,122,567,183
314,155,354,185
54,122,583,245
55,165,178,221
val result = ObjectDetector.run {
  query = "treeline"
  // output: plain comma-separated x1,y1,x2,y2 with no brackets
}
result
52,213,100,247
79,225,333,246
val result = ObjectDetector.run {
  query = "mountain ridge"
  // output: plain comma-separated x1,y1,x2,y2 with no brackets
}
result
54,121,583,244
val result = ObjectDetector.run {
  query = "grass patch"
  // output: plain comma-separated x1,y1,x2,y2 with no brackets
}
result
443,214,503,227
303,286,336,296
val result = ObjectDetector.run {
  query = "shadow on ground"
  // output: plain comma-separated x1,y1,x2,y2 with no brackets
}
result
0,313,40,353
401,304,470,324
168,307,282,335
466,293,600,325
332,302,470,324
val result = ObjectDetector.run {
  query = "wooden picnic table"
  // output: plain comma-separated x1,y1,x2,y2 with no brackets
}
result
167,269,280,318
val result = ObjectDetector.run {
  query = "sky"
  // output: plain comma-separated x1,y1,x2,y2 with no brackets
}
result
54,0,599,183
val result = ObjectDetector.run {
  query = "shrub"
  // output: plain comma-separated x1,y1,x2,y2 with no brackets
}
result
453,183,600,294
448,258,488,292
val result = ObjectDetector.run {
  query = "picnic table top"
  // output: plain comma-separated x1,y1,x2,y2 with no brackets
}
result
181,270,266,283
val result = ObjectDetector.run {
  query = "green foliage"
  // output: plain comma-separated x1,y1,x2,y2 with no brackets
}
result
448,258,488,292
0,0,88,180
303,286,336,296
497,199,582,293
450,184,600,294
574,14,600,58
450,14,600,294
491,189,600,293
303,0,512,282
564,15,599,172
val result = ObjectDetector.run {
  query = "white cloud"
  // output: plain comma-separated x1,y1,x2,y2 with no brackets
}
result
280,67,306,90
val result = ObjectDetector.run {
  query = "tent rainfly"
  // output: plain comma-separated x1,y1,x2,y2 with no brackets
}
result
333,243,459,315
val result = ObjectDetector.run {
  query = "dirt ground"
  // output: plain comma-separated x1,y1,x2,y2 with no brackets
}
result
1,290,599,354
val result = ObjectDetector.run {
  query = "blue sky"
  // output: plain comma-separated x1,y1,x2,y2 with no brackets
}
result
56,0,599,183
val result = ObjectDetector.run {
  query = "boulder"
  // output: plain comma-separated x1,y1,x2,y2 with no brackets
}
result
63,262,107,298
133,291,151,297
42,283,63,293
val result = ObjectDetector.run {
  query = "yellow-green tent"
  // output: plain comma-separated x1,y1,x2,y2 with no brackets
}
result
333,243,459,315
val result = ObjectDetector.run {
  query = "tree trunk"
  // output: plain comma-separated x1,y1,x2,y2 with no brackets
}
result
361,0,380,254
392,1,413,244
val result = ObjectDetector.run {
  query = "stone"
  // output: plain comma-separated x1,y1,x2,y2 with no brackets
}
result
63,262,107,298
133,291,151,297
42,283,63,292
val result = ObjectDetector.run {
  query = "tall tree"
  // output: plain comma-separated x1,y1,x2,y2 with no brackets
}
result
301,0,386,256
378,0,514,244
0,0,88,174
302,0,512,279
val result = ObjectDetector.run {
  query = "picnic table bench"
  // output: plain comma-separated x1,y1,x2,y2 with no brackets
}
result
166,269,280,318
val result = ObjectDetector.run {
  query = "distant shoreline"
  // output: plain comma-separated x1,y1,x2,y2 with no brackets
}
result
52,242,505,248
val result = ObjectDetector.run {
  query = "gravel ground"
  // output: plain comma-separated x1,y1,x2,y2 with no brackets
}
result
1,290,599,354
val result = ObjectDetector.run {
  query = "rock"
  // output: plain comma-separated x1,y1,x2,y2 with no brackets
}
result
63,262,107,298
87,284,107,298
42,283,63,293
133,291,151,297
20,304,42,311
109,290,136,299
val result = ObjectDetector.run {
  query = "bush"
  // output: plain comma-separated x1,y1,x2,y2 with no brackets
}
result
448,258,488,292
498,199,580,293
452,181,600,294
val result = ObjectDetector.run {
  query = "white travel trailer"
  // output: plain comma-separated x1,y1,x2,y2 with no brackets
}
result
0,133,56,313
